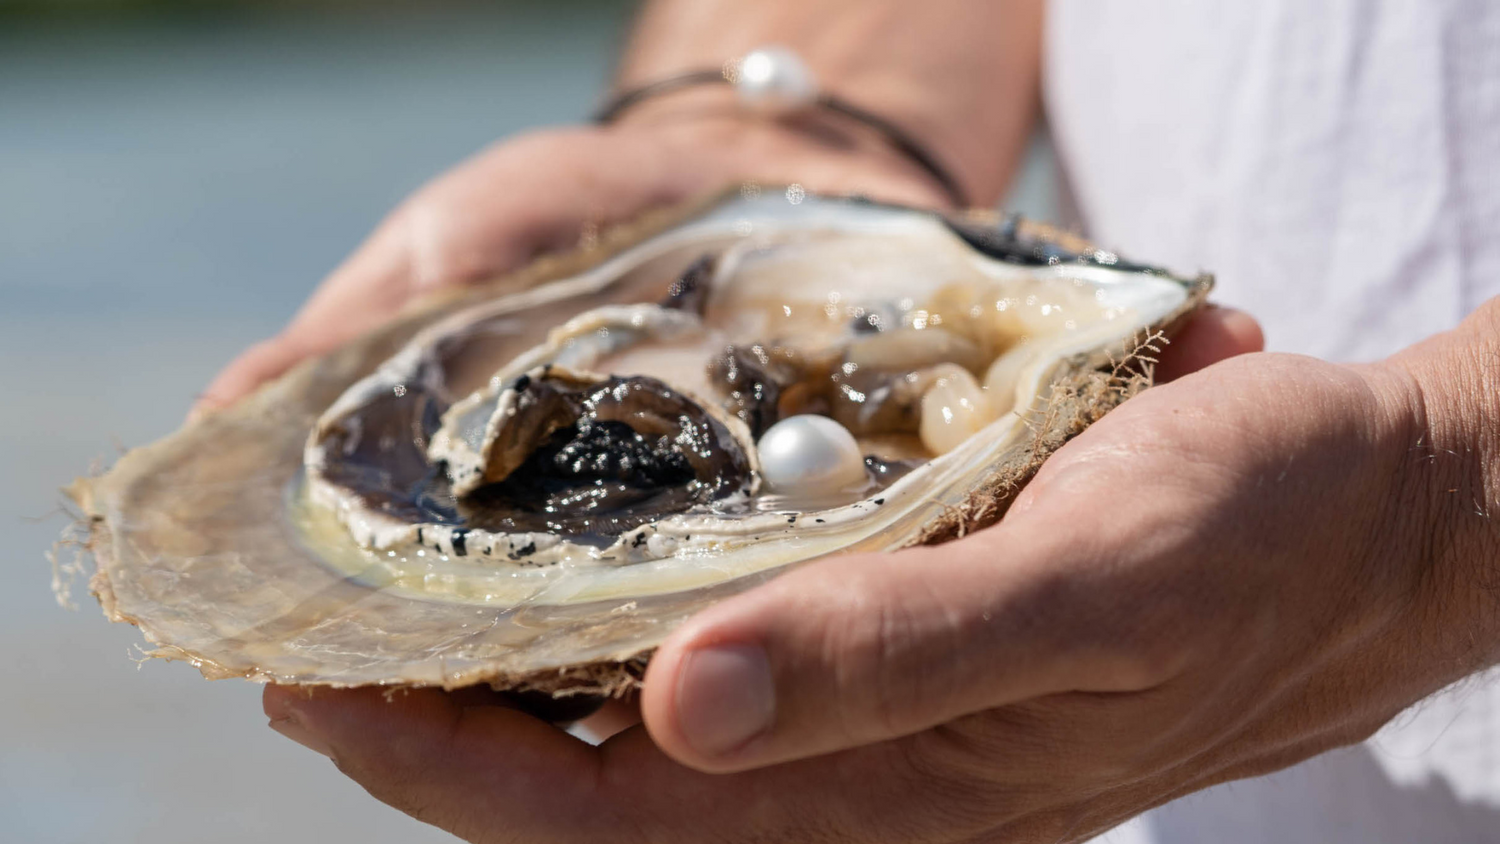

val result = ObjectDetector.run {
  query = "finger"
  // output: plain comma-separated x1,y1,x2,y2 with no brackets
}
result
596,722,990,844
1154,304,1265,383
640,530,1162,774
184,136,627,422
189,334,308,421
264,684,608,844
187,200,432,422
266,685,980,844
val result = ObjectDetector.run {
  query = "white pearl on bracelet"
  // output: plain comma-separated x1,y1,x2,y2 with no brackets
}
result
735,46,819,115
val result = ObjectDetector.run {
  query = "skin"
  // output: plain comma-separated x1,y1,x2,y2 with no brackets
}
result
192,0,1040,413
207,1,1500,840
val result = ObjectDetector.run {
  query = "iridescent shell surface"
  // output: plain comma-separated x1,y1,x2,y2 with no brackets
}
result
70,192,1208,692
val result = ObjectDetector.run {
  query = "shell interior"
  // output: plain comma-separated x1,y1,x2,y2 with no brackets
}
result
70,192,1207,692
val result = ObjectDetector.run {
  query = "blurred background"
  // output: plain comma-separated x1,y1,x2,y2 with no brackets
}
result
0,2,1056,842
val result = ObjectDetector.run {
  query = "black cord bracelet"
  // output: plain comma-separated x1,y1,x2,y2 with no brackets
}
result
593,47,970,208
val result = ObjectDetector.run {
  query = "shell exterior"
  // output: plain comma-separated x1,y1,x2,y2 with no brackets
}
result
68,191,1210,695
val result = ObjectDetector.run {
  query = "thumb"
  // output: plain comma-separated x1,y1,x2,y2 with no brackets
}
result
640,535,1150,773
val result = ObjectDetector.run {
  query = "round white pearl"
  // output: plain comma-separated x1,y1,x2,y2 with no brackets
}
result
756,415,868,496
735,46,819,115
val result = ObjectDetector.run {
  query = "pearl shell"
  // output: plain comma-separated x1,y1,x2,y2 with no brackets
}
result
72,190,1205,697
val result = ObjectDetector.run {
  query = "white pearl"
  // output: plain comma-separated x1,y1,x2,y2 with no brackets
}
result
735,46,819,115
756,415,867,496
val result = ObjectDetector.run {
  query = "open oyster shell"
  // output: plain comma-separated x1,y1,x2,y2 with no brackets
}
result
68,191,1210,695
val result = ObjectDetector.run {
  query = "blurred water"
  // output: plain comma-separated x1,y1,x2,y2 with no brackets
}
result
0,9,1055,843
0,9,630,843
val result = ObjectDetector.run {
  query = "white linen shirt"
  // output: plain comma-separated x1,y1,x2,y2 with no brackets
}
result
1045,1,1500,841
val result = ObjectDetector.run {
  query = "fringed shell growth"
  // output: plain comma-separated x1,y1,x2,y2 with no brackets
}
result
67,191,1210,695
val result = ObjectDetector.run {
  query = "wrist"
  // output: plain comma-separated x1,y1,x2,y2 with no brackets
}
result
614,1,1045,205
606,95,956,209
1370,304,1500,677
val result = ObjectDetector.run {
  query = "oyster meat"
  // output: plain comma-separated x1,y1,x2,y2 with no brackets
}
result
68,191,1209,695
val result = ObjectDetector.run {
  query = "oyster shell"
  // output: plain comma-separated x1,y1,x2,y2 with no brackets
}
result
68,191,1209,695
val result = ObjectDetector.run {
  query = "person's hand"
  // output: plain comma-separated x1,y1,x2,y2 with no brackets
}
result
261,306,1492,844
191,114,948,418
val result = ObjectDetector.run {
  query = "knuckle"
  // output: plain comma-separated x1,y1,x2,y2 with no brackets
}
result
815,572,951,740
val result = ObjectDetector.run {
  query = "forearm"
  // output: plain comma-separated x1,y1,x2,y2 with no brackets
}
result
614,0,1045,206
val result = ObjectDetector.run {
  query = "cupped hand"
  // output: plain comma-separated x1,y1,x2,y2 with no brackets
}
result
223,111,1474,844
256,307,1499,844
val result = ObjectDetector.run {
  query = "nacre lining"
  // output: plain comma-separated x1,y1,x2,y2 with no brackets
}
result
296,195,1190,608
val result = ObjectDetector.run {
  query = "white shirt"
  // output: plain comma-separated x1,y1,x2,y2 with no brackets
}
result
1045,1,1500,840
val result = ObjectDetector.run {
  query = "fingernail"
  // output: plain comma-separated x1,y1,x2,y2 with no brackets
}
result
269,715,333,758
675,643,776,758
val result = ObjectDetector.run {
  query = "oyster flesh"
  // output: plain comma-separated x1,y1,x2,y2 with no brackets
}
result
68,191,1209,695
